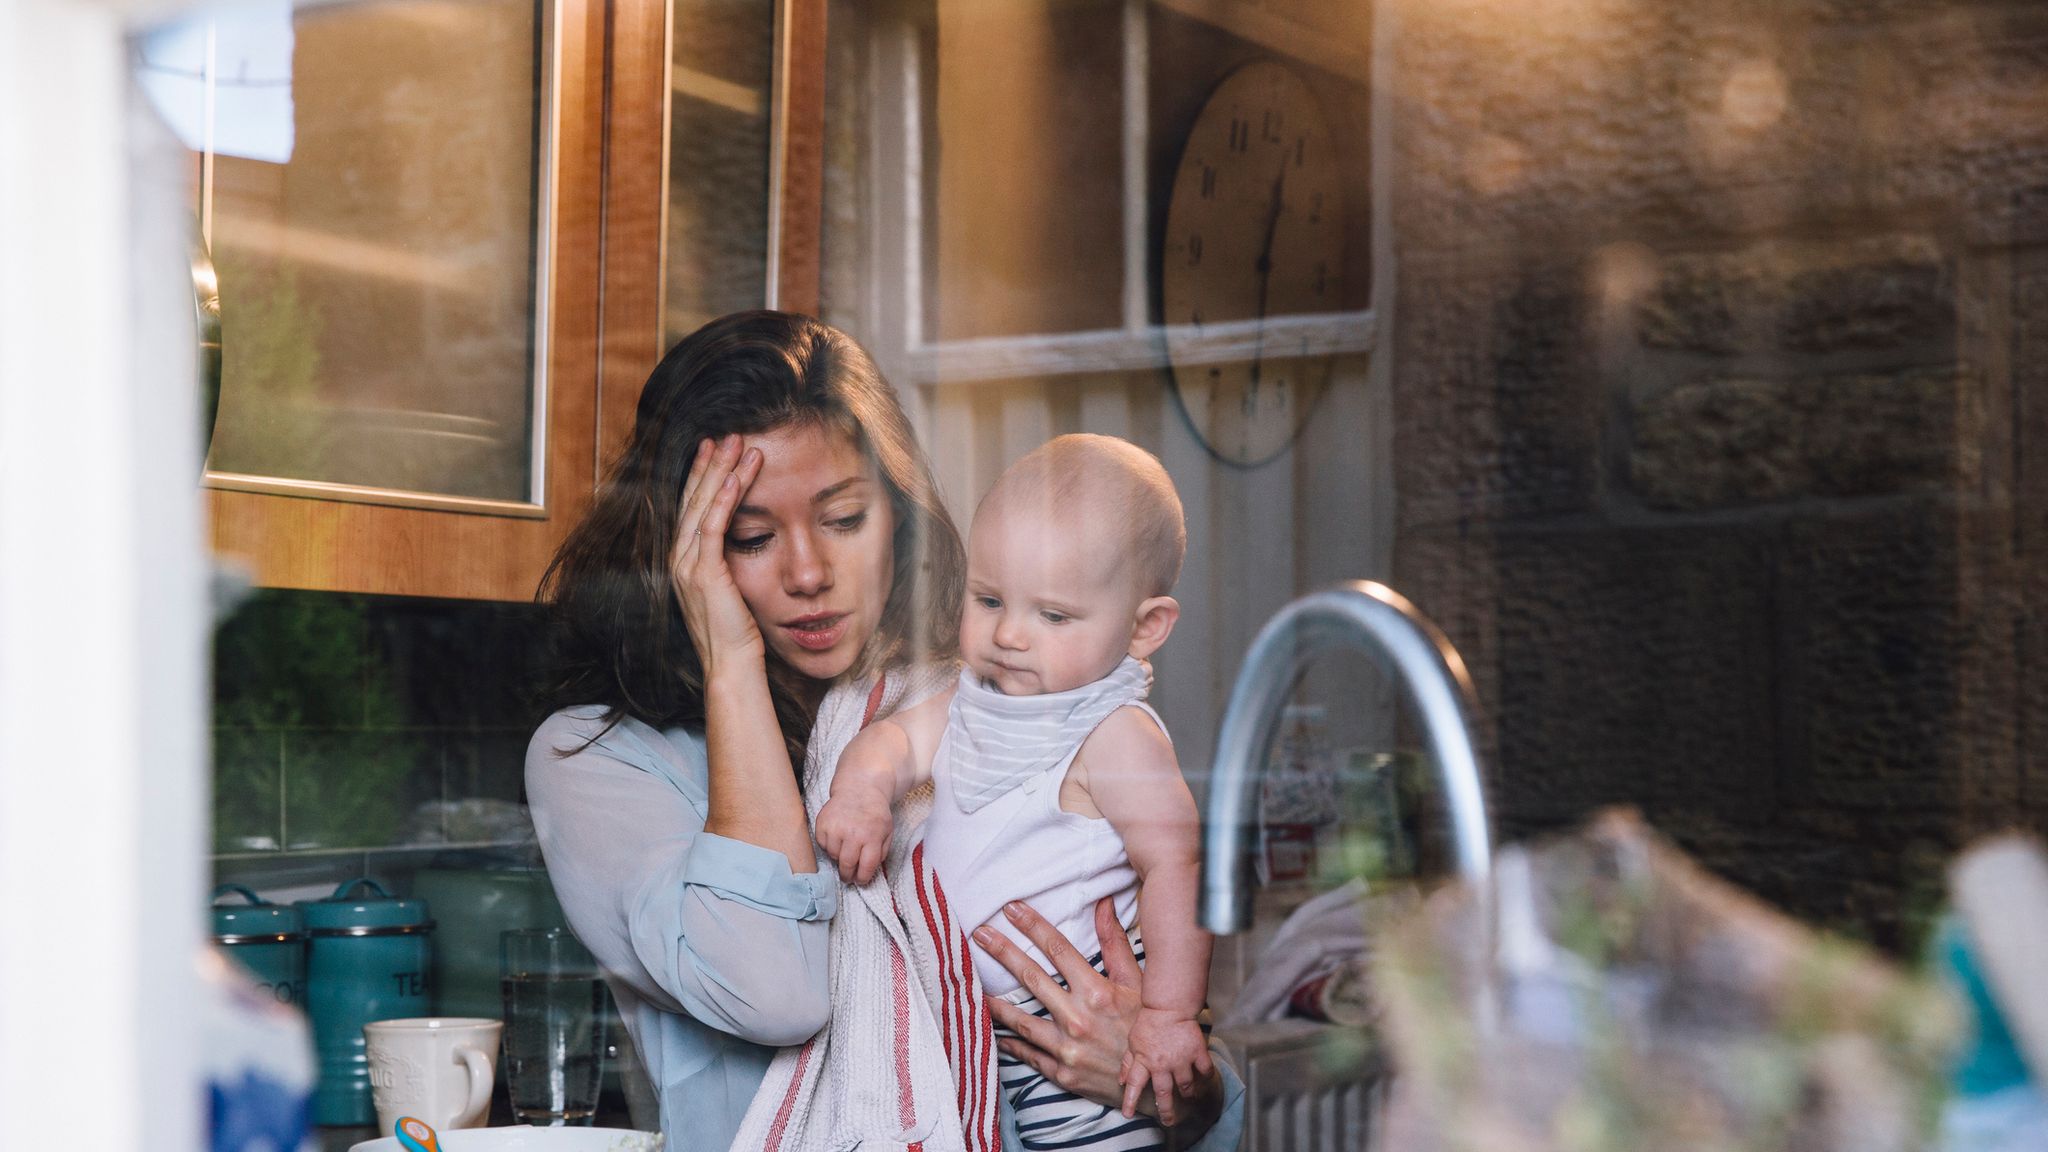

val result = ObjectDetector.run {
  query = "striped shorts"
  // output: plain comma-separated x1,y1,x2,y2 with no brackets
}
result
995,933,1173,1152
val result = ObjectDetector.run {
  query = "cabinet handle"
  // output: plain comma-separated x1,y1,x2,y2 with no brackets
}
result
192,226,223,464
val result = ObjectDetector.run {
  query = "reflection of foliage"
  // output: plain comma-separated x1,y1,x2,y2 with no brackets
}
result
282,729,426,851
1316,750,1427,889
1373,810,1961,1152
209,251,327,476
1325,826,1392,887
213,592,415,850
1893,840,1952,961
213,729,281,853
214,592,373,729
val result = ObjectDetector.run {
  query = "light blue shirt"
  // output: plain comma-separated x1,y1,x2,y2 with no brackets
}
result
527,706,1245,1152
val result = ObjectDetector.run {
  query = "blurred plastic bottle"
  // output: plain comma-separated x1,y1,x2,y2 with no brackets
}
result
201,945,317,1152
1931,914,2048,1152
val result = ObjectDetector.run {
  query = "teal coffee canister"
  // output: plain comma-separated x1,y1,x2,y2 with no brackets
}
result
299,878,434,1126
210,883,307,1006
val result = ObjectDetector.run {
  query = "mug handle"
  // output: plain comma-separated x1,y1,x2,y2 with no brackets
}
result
455,1044,494,1128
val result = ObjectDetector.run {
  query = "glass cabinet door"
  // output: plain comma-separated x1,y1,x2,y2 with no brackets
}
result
664,0,777,346
170,0,559,512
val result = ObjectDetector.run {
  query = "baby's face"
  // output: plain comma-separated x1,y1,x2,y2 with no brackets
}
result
961,499,1145,695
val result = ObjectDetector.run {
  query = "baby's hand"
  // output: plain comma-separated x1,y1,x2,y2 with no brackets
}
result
813,785,895,885
1118,1007,1213,1124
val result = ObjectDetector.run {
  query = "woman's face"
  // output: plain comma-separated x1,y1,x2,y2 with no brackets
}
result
721,422,897,684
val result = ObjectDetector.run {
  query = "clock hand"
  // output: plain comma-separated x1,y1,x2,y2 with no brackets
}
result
1248,160,1287,392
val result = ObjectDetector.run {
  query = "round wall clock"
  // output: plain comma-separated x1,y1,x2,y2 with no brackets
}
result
1161,61,1346,465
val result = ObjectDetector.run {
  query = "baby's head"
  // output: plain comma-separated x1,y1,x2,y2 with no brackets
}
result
962,434,1185,695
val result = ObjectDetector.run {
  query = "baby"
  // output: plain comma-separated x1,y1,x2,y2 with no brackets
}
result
815,433,1211,1149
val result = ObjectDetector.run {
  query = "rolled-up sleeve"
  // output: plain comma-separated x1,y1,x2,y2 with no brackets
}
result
1181,1046,1246,1152
681,831,836,920
528,710,835,1048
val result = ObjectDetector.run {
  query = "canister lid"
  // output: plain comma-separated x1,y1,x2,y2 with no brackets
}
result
211,883,306,940
297,877,433,934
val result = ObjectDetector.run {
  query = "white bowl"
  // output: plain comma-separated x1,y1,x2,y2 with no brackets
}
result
348,1128,662,1152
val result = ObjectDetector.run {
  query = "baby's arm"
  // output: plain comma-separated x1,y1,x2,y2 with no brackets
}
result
1079,707,1214,1117
813,688,952,885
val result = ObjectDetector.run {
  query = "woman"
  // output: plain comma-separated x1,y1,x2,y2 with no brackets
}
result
527,312,1241,1152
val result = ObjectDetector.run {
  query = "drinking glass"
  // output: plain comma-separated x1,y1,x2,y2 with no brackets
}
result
500,927,608,1126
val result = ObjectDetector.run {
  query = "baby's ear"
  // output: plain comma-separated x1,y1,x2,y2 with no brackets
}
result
1128,596,1181,661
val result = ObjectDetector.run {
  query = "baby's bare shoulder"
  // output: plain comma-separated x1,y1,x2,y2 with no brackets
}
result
1079,705,1177,775
1076,706,1191,828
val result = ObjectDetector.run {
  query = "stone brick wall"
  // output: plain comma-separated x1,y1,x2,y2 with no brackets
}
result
1384,0,2048,950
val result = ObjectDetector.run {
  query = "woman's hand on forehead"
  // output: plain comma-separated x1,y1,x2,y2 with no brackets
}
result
670,434,769,676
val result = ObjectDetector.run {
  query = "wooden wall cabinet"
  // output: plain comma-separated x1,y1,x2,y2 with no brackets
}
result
205,0,827,602
204,0,606,601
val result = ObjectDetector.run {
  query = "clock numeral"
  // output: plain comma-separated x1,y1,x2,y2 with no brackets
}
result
1295,136,1306,167
1188,233,1204,267
1308,191,1324,224
1262,109,1283,142
1313,261,1327,296
1229,116,1249,153
1200,165,1216,199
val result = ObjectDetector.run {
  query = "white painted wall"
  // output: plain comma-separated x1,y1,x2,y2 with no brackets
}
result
0,1,208,1147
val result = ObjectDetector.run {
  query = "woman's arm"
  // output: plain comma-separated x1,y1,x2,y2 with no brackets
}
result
671,435,815,872
702,659,815,871
528,712,835,1047
978,899,1236,1143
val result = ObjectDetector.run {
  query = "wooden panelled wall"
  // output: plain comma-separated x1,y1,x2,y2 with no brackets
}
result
922,369,1386,778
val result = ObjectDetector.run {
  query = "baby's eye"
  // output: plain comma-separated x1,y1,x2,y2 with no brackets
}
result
1040,610,1069,625
974,595,1001,610
727,533,772,554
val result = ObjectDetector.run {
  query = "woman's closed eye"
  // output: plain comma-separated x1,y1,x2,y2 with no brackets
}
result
826,509,868,533
726,531,773,554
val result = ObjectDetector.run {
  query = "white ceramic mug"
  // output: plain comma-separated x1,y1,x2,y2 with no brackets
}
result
363,1016,503,1135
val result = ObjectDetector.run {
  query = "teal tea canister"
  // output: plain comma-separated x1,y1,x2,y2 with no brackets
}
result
299,878,434,1126
210,883,308,1007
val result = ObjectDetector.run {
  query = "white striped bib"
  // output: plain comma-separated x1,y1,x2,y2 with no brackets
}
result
924,656,1165,996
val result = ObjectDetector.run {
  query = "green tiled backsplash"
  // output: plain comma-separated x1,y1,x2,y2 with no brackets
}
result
211,589,549,861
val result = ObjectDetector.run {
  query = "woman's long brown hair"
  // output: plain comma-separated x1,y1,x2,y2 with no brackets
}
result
536,311,964,770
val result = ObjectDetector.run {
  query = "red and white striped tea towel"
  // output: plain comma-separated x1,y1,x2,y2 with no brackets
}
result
730,663,1001,1152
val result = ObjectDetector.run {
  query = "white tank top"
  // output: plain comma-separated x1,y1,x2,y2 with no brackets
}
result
922,658,1165,995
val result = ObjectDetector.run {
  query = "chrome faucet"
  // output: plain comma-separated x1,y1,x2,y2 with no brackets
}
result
1199,581,1494,932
